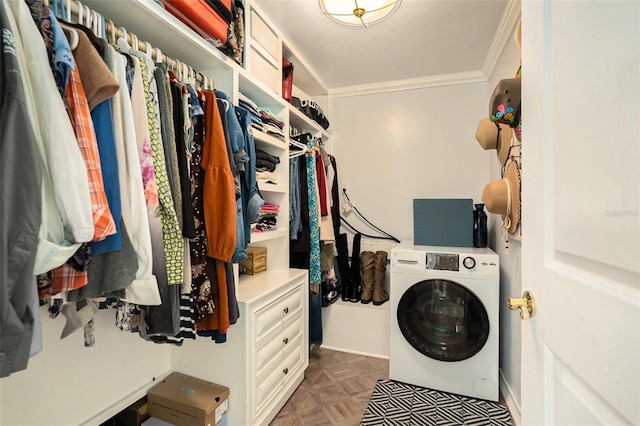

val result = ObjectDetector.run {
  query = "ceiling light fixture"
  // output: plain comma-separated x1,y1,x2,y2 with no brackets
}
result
319,0,402,28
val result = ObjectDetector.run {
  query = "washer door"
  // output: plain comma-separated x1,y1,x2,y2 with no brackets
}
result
397,279,489,362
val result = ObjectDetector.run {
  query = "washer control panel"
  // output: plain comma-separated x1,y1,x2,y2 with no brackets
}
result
391,243,499,278
425,252,459,271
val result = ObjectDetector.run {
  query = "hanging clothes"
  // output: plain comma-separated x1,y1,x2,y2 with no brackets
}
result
103,40,159,305
289,143,323,345
195,90,236,335
0,0,43,378
306,141,322,288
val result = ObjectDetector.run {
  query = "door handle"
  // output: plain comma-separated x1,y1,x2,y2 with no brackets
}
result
508,290,536,319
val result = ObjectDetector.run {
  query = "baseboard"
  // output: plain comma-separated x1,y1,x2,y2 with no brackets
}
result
320,344,390,360
80,369,173,425
499,368,522,426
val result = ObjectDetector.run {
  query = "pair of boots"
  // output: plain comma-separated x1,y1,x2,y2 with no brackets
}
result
360,251,389,305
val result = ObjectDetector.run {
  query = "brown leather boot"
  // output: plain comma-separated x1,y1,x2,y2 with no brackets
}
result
359,251,375,304
373,251,389,305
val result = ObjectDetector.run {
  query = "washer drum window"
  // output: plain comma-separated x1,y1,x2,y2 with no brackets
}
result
397,279,490,362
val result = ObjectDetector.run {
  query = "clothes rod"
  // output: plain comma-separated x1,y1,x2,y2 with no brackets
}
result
50,0,212,88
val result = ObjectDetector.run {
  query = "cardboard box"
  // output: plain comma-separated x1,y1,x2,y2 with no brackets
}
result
147,372,229,426
113,396,149,426
413,199,473,247
240,246,267,275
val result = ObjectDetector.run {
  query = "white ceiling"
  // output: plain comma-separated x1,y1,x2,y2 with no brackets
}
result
254,0,510,91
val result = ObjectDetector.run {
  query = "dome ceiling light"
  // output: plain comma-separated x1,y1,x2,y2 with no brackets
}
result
319,0,402,27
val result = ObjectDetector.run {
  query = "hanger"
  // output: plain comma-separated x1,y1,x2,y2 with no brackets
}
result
105,19,116,44
144,40,154,60
153,46,162,64
76,1,82,25
131,33,139,53
116,27,131,51
184,64,196,86
83,5,91,30
219,98,230,112
289,139,313,159
60,23,79,50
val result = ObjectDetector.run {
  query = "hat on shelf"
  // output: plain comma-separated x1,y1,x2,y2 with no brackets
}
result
490,78,521,128
475,118,513,165
482,161,521,234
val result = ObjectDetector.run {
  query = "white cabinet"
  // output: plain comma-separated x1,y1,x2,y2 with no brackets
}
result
246,3,282,95
171,269,309,426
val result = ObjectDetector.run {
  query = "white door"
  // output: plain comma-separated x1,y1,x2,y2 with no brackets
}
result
521,1,640,425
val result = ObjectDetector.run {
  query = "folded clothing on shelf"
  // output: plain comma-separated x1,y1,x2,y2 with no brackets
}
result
257,171,280,185
255,148,280,172
252,202,280,233
238,93,286,140
292,96,330,130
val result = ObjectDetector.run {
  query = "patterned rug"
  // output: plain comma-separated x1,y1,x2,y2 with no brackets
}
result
361,380,513,426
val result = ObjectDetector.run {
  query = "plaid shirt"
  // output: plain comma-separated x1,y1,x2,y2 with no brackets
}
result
50,66,117,295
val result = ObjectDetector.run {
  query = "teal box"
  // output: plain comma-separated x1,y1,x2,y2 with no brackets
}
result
413,199,473,247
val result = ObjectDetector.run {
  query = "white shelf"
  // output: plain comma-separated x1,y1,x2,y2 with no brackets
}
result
288,106,332,139
282,40,328,98
258,181,287,193
238,69,287,112
253,130,287,150
250,228,287,242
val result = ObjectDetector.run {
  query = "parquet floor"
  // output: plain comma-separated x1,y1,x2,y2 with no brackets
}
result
269,346,390,426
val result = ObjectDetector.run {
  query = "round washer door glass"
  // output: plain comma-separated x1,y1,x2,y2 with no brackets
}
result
397,279,489,362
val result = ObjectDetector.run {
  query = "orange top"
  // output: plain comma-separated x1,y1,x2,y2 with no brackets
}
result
200,90,236,263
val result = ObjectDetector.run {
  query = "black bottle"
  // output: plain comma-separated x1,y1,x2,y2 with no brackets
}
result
473,203,488,248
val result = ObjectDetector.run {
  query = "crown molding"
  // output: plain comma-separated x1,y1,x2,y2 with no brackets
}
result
328,0,521,99
328,70,487,99
482,0,521,80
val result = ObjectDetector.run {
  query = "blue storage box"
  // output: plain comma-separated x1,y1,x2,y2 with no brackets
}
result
413,199,473,247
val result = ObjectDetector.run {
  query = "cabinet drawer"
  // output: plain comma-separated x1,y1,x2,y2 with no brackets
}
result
255,337,304,414
250,8,279,62
248,46,281,95
255,314,303,375
255,286,303,341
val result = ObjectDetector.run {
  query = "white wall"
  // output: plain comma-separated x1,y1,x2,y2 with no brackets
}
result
0,307,172,425
330,83,492,243
486,20,523,418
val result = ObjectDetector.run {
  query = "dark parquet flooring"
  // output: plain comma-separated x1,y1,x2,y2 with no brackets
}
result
270,347,512,426
270,346,389,426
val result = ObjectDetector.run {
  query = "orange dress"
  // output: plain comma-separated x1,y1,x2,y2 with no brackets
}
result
197,90,236,332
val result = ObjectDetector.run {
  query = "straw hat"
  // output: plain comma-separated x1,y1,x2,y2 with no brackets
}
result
489,78,521,128
475,118,512,165
514,19,522,51
482,161,521,234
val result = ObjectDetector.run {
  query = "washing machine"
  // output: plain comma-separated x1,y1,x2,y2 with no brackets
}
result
389,241,500,401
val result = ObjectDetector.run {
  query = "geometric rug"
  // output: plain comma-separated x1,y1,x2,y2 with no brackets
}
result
361,380,513,426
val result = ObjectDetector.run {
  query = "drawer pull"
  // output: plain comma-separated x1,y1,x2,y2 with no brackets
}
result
283,368,289,375
283,307,289,314
283,337,289,344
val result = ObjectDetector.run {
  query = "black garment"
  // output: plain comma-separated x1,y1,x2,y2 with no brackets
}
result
329,155,341,238
255,158,277,172
225,262,239,325
290,157,310,254
256,148,280,164
170,82,196,238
